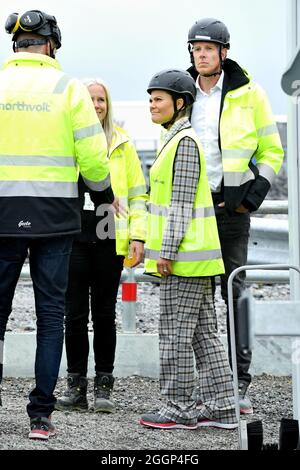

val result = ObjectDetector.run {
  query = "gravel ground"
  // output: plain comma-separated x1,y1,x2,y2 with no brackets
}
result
0,375,293,450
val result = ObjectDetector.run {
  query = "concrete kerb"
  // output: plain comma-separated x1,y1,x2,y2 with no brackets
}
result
3,332,293,378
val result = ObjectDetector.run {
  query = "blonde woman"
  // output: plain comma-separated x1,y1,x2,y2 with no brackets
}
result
56,79,147,413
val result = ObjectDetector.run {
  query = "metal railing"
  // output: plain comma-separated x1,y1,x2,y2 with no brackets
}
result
227,264,300,449
253,199,288,214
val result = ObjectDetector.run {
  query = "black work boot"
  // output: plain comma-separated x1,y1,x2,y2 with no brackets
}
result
55,373,88,412
94,372,115,413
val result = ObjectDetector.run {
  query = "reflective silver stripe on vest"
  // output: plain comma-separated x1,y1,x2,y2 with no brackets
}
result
145,248,222,262
148,203,168,217
257,163,276,185
222,149,254,160
0,155,76,167
129,200,147,211
73,123,103,141
128,185,147,198
82,174,111,191
0,180,78,198
257,124,278,138
115,219,128,230
53,74,71,94
148,203,215,219
240,168,256,185
192,207,215,218
224,172,248,187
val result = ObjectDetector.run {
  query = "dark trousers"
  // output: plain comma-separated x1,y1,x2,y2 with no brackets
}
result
214,203,252,386
0,236,73,418
64,240,124,376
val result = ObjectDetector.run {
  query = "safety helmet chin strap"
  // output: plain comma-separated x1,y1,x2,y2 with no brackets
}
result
162,96,185,130
48,41,56,59
200,70,222,78
13,38,56,58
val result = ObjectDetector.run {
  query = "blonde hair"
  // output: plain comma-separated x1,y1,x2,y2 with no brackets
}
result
82,78,114,149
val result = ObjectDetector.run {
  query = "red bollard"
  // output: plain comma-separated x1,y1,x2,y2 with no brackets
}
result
121,267,137,332
122,282,137,302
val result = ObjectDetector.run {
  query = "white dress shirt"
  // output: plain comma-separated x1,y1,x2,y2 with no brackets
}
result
191,72,224,193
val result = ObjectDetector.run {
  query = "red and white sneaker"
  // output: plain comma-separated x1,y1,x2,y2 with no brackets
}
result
140,412,197,430
28,416,56,440
197,416,238,430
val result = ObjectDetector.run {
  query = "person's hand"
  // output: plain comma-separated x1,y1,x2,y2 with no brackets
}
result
218,201,249,214
235,204,249,214
157,257,173,277
126,241,144,268
109,197,128,217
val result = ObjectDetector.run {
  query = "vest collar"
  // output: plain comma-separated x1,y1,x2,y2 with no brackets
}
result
4,52,61,71
109,126,129,156
163,117,191,147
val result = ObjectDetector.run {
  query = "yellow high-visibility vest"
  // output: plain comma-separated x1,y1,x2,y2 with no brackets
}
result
106,126,147,255
145,127,224,277
221,81,283,189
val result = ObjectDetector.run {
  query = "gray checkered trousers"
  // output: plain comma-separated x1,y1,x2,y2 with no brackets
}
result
159,275,236,425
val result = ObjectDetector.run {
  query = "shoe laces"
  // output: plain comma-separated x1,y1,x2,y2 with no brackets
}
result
30,418,49,431
95,384,111,399
64,377,84,396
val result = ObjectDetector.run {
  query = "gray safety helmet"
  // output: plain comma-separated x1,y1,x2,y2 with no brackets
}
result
188,18,230,49
147,69,196,106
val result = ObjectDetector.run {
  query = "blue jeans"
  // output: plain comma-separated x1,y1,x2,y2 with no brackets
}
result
0,236,73,418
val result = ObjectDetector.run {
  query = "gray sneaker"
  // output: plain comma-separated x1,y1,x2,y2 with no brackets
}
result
140,411,197,430
239,383,253,414
193,383,253,415
197,414,238,430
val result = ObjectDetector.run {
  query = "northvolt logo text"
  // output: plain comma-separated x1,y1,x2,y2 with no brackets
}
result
0,101,50,112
